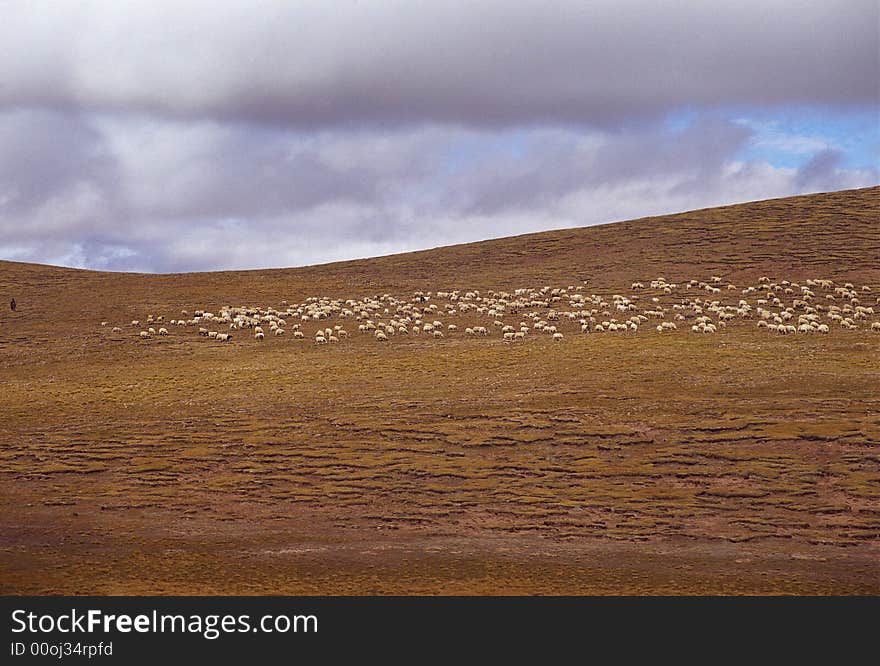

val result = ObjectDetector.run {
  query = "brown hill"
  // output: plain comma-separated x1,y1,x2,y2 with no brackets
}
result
2,186,878,326
1,187,879,595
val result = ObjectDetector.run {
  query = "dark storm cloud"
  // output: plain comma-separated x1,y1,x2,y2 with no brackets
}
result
459,118,756,215
795,149,847,192
124,127,380,219
0,1,876,128
0,109,121,217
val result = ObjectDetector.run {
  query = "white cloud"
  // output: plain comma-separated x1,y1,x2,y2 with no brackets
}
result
734,117,834,156
0,2,877,271
1,111,875,272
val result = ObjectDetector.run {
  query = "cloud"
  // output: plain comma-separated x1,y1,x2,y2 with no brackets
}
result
0,2,877,272
0,109,121,217
0,1,876,128
0,109,876,272
794,149,847,192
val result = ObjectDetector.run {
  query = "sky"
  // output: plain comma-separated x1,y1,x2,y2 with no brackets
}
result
0,1,877,273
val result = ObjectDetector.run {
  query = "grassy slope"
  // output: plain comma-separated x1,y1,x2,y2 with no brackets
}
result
1,186,878,594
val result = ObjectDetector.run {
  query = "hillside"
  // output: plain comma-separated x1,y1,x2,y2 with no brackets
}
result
2,187,878,324
1,186,879,594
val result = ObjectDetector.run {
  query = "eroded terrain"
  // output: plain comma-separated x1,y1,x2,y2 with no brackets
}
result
1,188,878,594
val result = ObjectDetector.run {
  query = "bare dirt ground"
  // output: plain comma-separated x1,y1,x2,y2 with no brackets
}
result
1,187,879,594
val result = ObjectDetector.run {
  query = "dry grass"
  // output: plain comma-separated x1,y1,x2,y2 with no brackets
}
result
1,187,879,594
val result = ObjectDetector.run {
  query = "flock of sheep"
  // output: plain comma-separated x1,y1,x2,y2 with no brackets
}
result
101,275,880,347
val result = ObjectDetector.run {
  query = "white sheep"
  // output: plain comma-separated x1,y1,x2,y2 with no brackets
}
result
158,327,169,336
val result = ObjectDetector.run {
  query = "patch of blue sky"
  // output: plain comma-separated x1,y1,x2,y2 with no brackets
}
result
441,128,530,173
731,107,879,170
665,108,699,133
441,107,877,176
664,106,878,171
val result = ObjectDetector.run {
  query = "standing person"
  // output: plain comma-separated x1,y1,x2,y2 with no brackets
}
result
10,298,15,311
